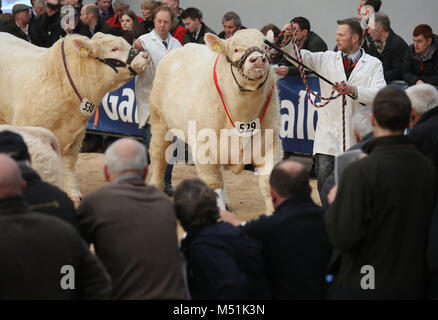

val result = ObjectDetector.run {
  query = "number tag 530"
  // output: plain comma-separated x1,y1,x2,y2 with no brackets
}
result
80,98,96,116
234,117,261,137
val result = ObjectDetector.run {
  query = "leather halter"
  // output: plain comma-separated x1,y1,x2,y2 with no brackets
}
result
226,46,270,92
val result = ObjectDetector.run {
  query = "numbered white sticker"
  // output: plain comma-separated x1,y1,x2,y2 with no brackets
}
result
234,117,261,137
80,98,96,116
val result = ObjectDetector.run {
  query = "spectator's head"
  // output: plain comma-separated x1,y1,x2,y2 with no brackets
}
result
80,4,99,26
260,24,281,38
174,178,220,234
336,18,363,54
97,0,112,12
120,10,138,31
352,106,373,143
141,0,159,20
406,84,438,128
369,12,390,42
358,0,382,17
413,24,434,56
221,11,242,39
0,154,26,200
0,131,31,165
12,4,31,25
112,0,129,18
66,0,81,7
372,86,412,135
46,0,61,16
153,6,174,40
269,160,311,209
34,0,46,17
161,0,179,16
104,138,148,183
0,13,14,25
291,16,311,43
181,7,203,34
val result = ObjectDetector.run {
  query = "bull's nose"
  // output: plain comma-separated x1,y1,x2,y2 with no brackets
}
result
249,56,267,64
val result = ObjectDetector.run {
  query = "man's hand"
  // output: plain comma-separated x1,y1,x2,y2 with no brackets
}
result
133,39,144,51
218,209,243,227
327,186,338,205
274,65,289,77
282,23,293,36
333,82,356,97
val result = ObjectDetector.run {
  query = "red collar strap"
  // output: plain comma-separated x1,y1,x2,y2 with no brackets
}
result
213,55,274,128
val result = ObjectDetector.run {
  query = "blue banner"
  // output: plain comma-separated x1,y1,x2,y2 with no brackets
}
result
277,76,320,155
87,78,145,137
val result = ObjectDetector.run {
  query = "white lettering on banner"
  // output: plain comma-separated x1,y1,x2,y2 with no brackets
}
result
279,99,295,139
101,88,137,123
280,90,318,140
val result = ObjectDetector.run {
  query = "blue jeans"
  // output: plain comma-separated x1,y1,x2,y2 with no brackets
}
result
144,124,173,188
315,153,335,200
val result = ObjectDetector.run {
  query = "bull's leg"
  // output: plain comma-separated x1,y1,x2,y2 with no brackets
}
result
62,135,84,205
149,122,172,190
255,129,282,215
195,163,229,209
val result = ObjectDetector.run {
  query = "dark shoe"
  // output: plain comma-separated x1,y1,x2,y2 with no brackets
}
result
164,186,174,197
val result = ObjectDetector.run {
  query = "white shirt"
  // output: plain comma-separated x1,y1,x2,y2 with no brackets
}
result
135,30,182,128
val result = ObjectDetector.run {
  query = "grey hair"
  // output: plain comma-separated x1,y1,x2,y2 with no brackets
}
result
374,12,390,32
105,138,147,175
406,84,438,115
222,11,241,26
352,105,373,139
112,0,129,9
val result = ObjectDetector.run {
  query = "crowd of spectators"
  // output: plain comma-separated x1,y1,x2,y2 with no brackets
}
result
0,0,437,300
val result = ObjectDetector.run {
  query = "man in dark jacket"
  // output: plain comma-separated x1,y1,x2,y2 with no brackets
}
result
368,13,408,82
277,16,328,77
325,86,437,299
2,4,35,43
0,154,111,299
175,178,271,300
402,24,438,86
31,0,66,47
78,138,187,300
78,4,120,38
406,83,438,168
181,7,215,45
220,160,332,299
0,130,79,230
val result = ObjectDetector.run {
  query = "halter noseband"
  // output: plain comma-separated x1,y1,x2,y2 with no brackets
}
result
96,46,141,76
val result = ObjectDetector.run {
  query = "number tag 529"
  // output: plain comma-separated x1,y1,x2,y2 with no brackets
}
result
80,98,96,116
234,117,261,137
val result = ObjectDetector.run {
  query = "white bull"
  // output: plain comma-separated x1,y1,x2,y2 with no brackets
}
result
0,32,149,202
0,125,64,189
149,29,282,213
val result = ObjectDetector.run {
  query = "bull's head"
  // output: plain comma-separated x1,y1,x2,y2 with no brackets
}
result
205,29,273,92
72,33,150,82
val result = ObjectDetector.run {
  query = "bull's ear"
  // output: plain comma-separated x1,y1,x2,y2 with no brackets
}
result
72,38,98,58
205,33,227,55
266,30,275,43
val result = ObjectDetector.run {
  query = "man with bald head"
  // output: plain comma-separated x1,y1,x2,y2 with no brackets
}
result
77,138,187,299
78,3,120,37
220,160,332,299
0,154,111,299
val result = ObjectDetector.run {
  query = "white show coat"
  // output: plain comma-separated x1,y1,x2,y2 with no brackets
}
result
285,46,386,156
135,30,182,128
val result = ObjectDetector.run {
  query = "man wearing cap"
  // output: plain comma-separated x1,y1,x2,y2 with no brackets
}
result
31,0,66,47
2,4,37,43
0,130,79,230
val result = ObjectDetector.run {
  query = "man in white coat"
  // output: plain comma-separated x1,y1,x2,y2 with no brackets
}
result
283,18,386,197
135,5,182,196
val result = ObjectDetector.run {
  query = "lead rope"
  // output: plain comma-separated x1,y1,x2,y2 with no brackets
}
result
273,25,348,152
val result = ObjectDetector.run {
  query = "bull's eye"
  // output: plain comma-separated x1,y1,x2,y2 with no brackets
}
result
234,49,239,53
111,48,119,52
